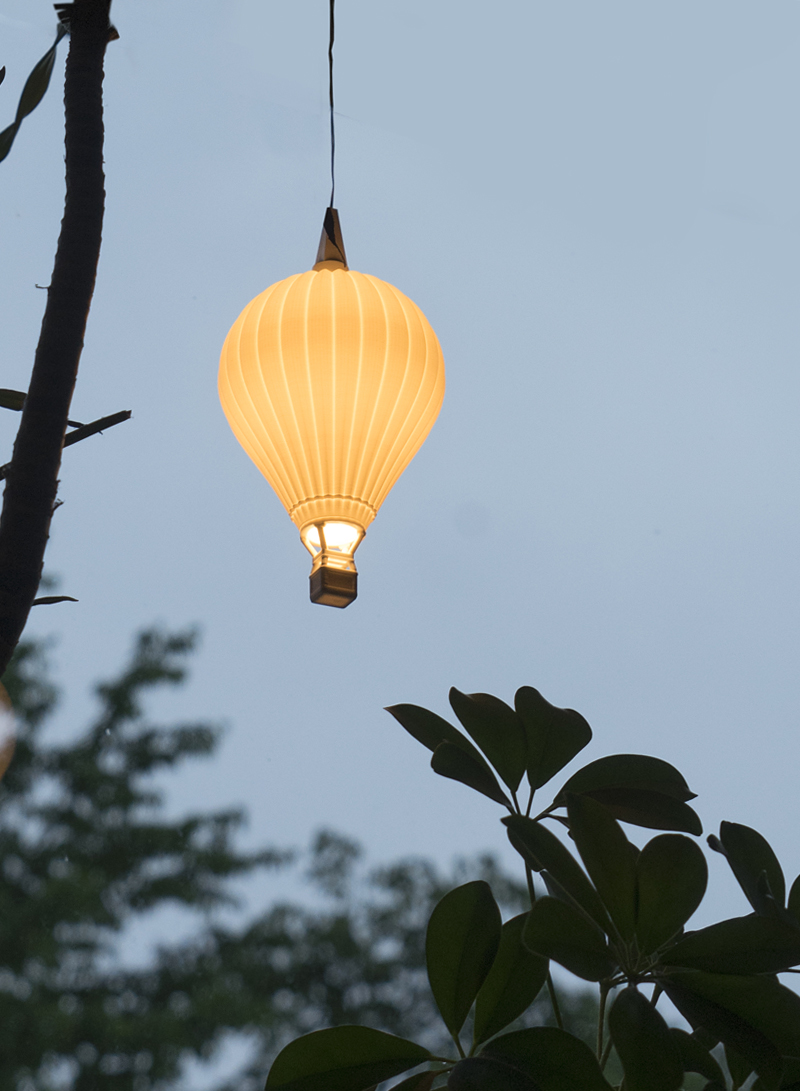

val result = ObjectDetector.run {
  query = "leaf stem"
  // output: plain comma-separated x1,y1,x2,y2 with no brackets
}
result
600,1033,614,1072
597,982,609,1059
546,972,564,1031
524,862,537,906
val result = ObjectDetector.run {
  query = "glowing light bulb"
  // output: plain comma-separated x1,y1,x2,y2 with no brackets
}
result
219,209,445,608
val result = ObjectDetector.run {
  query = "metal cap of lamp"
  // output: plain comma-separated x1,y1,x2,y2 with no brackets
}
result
218,209,445,608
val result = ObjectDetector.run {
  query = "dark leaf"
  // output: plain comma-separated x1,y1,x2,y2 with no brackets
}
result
0,122,16,161
265,1026,431,1091
16,27,66,119
31,595,78,606
0,24,67,165
513,686,592,790
661,970,796,1090
448,1057,539,1091
449,688,527,794
393,1073,440,1091
431,741,511,808
502,814,611,931
386,704,495,771
609,987,683,1091
689,1026,719,1053
0,66,5,86
522,896,616,981
557,754,696,803
571,786,702,835
0,387,26,411
724,1044,754,1091
635,834,708,953
480,1027,614,1091
776,1065,800,1090
473,913,548,1047
426,881,502,1040
789,874,800,923
566,794,637,941
711,822,786,916
668,1029,726,1086
662,914,800,975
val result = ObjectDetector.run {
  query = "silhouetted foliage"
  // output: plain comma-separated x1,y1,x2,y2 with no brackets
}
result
0,632,595,1091
267,687,800,1091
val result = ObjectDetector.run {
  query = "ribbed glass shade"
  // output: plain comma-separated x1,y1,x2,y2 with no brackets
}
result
219,258,445,549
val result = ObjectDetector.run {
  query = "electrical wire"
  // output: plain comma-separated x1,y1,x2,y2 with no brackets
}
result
328,0,335,207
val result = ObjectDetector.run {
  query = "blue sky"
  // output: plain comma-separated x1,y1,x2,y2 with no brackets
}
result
1,0,800,935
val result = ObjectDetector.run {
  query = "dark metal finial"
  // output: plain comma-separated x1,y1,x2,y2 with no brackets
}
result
314,207,348,268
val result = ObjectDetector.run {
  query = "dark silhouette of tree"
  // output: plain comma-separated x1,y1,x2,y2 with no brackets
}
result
0,629,595,1091
0,0,119,676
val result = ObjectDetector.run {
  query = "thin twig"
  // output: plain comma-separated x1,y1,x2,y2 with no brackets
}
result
62,409,130,448
547,972,564,1030
597,983,609,1059
0,410,130,481
600,1034,614,1071
524,862,536,906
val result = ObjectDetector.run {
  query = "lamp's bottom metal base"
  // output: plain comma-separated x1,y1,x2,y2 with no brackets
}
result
310,566,357,608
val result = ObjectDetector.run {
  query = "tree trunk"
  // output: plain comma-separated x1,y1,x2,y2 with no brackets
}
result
0,0,112,677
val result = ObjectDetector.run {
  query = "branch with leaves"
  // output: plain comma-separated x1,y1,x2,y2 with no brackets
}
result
266,686,800,1091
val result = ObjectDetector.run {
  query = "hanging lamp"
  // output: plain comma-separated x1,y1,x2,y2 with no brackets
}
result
218,3,445,609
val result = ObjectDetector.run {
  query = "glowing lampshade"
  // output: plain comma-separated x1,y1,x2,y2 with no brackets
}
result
219,210,445,608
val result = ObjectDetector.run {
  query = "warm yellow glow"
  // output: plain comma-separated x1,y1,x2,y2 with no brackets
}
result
301,521,363,557
218,260,445,562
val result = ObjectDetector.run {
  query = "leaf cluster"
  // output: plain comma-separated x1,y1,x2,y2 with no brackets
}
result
268,686,800,1091
1,630,286,1090
5,638,599,1090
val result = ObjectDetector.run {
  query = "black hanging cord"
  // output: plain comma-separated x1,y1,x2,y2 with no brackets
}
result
328,0,335,207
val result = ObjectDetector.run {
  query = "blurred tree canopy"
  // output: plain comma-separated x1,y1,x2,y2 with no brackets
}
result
0,629,595,1091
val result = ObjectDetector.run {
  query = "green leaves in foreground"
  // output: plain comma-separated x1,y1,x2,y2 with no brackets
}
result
512,804,707,980
608,987,682,1091
449,688,527,794
708,821,787,918
0,24,67,164
0,388,26,411
265,1026,432,1091
662,913,800,975
472,913,548,1047
514,686,592,790
523,895,616,981
386,703,511,809
388,683,703,844
660,970,800,1089
635,833,708,952
446,1028,617,1091
265,883,558,1091
387,685,594,809
477,1027,613,1091
556,753,702,835
426,880,501,1040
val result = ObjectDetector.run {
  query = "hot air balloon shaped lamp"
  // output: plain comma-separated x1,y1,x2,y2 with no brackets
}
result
218,10,445,608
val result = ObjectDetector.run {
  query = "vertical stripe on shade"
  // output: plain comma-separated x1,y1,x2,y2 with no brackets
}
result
219,266,445,536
